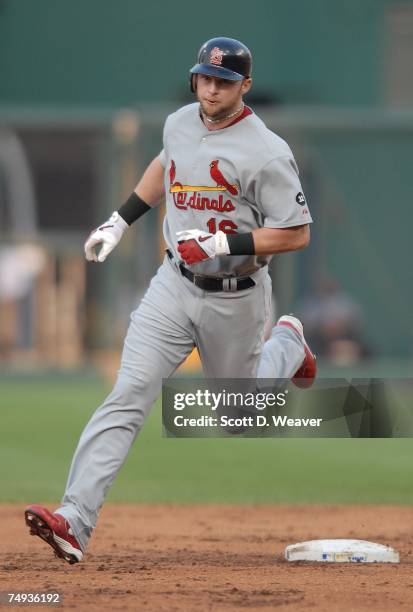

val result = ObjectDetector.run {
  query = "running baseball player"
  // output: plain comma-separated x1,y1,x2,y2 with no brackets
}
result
25,37,316,564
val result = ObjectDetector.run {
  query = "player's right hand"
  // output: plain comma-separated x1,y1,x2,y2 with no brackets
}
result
176,229,230,265
84,211,129,263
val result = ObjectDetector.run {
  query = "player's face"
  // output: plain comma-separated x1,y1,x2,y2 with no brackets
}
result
196,74,252,120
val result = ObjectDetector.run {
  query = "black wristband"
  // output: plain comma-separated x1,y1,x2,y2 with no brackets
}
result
118,192,151,226
226,232,255,255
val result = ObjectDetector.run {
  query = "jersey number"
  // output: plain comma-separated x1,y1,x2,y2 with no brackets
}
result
207,218,238,235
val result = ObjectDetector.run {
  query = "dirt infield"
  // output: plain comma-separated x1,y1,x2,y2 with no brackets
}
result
1,505,412,611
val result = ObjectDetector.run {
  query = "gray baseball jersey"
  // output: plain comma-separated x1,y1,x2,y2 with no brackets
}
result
52,102,312,556
159,102,312,277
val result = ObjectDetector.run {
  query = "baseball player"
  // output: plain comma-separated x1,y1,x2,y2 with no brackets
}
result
25,37,316,564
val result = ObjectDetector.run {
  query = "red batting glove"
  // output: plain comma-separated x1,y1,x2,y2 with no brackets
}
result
176,229,216,265
176,229,230,265
177,238,211,264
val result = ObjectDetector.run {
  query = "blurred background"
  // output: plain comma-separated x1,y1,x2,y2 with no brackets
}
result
1,0,413,506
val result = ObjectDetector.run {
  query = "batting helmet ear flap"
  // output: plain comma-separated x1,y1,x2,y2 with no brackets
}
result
190,73,197,93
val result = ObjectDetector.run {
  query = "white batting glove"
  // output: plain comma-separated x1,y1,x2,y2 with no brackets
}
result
176,229,230,265
84,211,129,263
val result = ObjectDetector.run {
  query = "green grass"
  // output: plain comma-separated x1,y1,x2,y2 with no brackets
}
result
1,377,413,504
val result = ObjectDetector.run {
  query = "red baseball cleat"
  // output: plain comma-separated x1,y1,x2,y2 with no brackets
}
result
277,315,317,388
25,504,83,564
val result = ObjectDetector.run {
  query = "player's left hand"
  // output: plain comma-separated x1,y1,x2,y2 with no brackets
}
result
176,229,229,265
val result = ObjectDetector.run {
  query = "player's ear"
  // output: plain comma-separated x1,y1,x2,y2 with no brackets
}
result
241,78,252,95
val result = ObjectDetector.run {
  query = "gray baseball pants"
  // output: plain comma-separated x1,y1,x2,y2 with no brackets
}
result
56,255,304,551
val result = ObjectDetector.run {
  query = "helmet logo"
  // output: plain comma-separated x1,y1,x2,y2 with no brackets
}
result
210,47,224,65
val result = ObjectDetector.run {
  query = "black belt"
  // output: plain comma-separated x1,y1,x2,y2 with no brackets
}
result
166,249,255,292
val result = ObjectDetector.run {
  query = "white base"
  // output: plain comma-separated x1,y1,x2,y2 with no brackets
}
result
285,539,399,563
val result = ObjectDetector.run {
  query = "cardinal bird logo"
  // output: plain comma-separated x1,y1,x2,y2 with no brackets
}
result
169,159,183,191
169,159,176,185
209,160,238,196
